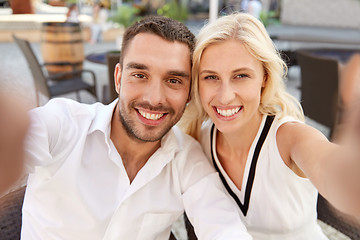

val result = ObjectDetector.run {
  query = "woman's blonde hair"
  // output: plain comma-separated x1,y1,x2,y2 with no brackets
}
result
180,12,304,140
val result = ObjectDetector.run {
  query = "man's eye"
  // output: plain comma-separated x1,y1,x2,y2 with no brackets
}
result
168,78,182,84
134,74,146,78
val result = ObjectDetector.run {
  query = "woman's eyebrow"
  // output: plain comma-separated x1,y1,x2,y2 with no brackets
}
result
231,67,255,74
199,67,255,75
199,69,217,75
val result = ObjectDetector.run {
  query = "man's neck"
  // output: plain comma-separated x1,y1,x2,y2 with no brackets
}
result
110,107,161,183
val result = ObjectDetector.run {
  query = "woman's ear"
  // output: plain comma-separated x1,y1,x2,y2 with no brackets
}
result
262,73,268,88
114,63,122,94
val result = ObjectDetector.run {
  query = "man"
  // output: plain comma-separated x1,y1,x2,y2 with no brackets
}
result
22,16,251,239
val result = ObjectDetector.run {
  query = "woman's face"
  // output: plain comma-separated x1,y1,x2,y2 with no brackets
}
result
198,39,265,133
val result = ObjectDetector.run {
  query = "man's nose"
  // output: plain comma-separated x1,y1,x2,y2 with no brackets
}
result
142,79,166,106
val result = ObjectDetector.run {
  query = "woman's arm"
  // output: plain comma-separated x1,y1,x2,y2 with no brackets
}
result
277,113,360,217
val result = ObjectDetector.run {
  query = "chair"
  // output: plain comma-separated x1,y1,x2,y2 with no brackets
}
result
297,50,360,239
13,35,98,106
0,186,26,240
103,52,120,104
317,194,360,239
280,50,298,67
296,50,340,138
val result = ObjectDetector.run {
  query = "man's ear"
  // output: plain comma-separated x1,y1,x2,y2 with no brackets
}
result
186,94,191,104
114,63,122,94
187,79,192,104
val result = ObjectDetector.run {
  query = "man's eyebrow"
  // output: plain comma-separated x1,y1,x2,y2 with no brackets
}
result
126,62,148,70
168,71,190,78
126,62,189,78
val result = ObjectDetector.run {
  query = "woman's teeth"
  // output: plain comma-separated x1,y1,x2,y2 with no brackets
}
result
216,107,241,117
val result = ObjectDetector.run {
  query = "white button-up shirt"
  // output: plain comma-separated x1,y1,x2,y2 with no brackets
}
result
22,98,251,240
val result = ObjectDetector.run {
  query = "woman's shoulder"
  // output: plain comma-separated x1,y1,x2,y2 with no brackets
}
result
201,119,213,131
270,115,304,134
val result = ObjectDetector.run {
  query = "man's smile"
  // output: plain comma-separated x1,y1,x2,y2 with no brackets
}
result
137,109,165,120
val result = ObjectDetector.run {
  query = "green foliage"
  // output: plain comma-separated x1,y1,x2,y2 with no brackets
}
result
65,0,77,4
259,10,280,27
157,0,188,23
108,4,142,28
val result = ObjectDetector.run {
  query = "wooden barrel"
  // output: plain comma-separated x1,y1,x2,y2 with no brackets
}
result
41,22,84,76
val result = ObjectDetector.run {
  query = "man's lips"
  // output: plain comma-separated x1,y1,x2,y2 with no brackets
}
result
137,109,165,120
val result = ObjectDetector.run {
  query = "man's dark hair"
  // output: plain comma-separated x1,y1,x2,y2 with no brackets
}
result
120,16,195,67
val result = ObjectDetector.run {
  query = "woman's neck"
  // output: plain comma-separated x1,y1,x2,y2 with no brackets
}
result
215,112,264,190
217,112,264,157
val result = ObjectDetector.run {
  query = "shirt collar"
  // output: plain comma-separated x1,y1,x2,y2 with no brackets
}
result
88,99,118,136
89,99,182,156
159,126,182,156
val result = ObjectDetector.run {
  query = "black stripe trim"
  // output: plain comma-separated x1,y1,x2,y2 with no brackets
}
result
210,115,275,216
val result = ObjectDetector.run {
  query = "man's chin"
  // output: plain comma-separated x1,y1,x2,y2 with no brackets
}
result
131,128,170,143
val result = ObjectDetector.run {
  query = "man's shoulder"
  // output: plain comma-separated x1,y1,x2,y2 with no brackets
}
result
171,125,201,146
34,98,104,119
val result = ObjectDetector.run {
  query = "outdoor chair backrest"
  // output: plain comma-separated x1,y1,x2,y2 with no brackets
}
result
13,35,99,106
13,35,50,100
296,50,340,138
105,52,120,104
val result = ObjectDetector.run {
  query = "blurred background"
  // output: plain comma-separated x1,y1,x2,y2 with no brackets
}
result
1,1,360,239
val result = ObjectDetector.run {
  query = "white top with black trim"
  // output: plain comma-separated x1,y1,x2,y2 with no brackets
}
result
200,114,329,240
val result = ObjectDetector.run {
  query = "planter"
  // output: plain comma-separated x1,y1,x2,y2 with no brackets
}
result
48,0,66,7
10,0,34,14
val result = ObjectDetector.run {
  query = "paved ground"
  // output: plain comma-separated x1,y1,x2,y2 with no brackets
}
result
0,40,116,107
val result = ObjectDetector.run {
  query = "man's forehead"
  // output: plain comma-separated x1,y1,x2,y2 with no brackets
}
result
127,32,190,53
123,33,191,69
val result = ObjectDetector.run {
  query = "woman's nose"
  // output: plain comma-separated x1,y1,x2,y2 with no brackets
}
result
217,81,235,105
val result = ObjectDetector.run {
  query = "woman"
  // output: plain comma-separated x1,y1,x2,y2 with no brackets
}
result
89,3,108,44
181,12,360,239
66,3,79,23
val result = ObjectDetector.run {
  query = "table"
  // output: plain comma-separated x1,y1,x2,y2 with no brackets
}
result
281,48,360,68
86,51,120,103
86,50,120,65
306,49,360,63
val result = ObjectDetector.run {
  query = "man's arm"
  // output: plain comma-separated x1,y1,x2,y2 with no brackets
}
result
25,98,79,173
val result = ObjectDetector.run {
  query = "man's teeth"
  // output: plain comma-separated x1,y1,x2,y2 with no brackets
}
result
216,107,241,117
138,110,164,120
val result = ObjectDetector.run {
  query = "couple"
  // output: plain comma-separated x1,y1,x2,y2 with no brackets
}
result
22,13,360,239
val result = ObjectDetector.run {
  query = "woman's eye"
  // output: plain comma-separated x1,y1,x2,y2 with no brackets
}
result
204,75,218,80
235,74,249,79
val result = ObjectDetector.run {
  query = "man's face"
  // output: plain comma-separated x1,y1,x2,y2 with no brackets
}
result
114,33,191,142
